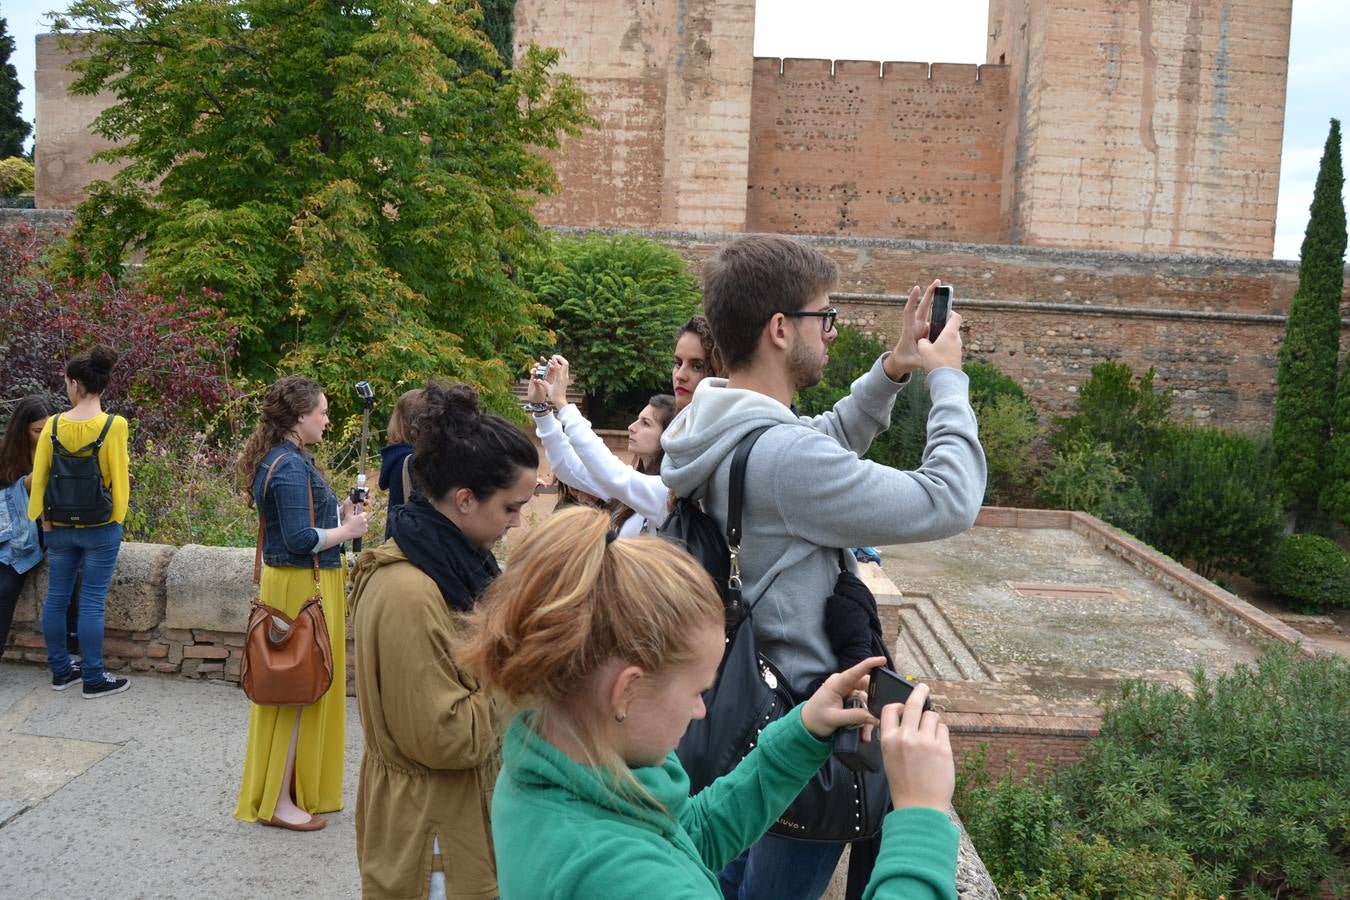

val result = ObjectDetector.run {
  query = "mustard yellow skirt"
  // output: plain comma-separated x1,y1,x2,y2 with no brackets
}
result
233,564,347,822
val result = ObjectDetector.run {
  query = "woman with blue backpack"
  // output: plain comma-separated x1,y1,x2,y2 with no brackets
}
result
27,345,132,698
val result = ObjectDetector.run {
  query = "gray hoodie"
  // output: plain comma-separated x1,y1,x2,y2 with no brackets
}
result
660,356,986,695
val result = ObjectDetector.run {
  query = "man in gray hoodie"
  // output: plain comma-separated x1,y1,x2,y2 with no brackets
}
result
661,234,986,900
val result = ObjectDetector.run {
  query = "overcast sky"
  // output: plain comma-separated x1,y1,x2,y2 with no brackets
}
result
4,0,1346,260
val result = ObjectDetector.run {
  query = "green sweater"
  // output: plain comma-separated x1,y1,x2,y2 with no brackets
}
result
492,706,958,899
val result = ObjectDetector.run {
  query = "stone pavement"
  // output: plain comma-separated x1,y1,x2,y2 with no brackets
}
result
0,662,363,898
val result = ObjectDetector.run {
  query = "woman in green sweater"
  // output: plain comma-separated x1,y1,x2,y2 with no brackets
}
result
461,507,959,900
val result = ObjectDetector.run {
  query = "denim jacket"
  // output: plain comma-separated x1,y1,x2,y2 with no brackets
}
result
254,443,342,569
0,479,44,574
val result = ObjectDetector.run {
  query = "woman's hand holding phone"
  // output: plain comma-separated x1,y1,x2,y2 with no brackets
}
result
879,683,955,813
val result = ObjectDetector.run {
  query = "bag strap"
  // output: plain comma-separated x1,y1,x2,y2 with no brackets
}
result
50,412,116,456
724,425,774,612
401,454,412,502
252,454,287,587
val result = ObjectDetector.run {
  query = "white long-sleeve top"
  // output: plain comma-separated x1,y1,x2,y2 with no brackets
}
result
534,404,670,537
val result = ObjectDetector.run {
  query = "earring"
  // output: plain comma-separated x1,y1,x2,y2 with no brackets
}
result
615,712,627,724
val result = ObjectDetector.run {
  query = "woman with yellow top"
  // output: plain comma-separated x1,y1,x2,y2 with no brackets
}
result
232,376,369,832
27,345,133,699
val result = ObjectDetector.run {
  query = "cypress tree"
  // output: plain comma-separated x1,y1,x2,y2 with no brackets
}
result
0,17,33,157
1272,119,1346,522
1322,353,1350,526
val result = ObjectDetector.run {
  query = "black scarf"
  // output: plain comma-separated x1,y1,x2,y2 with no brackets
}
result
390,495,500,613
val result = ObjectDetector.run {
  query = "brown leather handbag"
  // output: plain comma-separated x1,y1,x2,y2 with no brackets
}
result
239,456,335,707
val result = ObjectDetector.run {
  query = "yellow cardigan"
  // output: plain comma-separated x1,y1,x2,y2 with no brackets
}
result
27,412,131,525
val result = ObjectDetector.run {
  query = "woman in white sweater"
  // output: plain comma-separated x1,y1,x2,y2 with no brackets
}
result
528,358,673,536
527,316,721,536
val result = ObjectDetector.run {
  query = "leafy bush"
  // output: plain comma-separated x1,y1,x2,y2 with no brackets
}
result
1137,427,1283,579
0,157,33,195
124,439,255,547
964,360,1029,410
526,233,700,419
1267,533,1350,611
977,394,1043,504
0,223,237,447
1036,438,1151,535
956,645,1350,898
1051,362,1173,470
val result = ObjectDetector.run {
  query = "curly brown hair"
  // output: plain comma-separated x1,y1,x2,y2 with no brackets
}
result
235,376,325,503
677,315,723,377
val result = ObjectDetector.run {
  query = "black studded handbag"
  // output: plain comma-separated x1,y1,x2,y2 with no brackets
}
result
668,428,892,844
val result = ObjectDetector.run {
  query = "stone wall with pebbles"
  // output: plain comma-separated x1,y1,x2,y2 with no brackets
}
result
6,543,357,694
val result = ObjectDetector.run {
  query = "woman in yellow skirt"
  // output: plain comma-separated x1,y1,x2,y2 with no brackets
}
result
232,376,369,832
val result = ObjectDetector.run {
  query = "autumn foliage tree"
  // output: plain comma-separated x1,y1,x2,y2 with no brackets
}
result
48,0,590,417
1,223,235,443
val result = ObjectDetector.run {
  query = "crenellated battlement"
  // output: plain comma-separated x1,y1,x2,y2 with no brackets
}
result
753,57,1007,86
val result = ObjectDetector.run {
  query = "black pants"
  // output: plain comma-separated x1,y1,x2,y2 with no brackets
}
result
0,563,79,661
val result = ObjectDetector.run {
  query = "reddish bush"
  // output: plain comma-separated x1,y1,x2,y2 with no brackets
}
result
0,223,237,444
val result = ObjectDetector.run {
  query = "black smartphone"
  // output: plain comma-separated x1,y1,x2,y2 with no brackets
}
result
929,284,954,340
866,666,933,719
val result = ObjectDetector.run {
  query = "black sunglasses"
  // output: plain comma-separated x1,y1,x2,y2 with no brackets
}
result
784,306,838,334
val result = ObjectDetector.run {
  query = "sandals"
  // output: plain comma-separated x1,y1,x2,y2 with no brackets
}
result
260,812,327,832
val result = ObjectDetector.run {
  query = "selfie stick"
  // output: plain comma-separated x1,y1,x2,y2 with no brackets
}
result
351,381,375,555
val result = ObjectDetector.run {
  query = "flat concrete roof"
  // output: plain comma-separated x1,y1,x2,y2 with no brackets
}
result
867,510,1312,725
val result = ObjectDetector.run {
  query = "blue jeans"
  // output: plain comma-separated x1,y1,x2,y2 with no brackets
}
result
719,835,845,900
42,522,122,685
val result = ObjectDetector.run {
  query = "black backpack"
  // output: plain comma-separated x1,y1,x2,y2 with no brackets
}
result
657,425,771,621
43,413,115,525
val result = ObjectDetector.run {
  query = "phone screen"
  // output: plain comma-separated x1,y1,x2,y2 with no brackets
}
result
866,667,933,718
929,285,953,340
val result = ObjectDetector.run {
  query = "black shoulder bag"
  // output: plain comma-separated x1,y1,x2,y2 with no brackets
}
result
43,413,116,525
664,427,893,844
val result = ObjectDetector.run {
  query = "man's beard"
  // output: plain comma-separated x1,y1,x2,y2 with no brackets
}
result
787,339,825,390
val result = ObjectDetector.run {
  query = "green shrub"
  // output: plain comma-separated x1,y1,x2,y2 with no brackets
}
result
1268,533,1350,611
1038,439,1126,513
1062,646,1350,898
957,646,1350,898
1051,362,1173,470
526,233,700,420
964,360,1029,410
1137,427,1283,579
0,157,33,195
978,394,1043,504
124,439,255,548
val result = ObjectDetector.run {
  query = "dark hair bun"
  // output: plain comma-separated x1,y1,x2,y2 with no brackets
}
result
89,345,119,373
412,381,538,502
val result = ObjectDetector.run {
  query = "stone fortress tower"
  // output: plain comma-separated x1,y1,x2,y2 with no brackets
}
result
510,0,1291,257
39,0,1292,258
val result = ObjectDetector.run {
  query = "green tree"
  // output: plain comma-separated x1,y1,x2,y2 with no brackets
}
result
1049,361,1172,471
48,0,590,417
525,233,700,417
1322,352,1350,526
0,156,33,194
0,18,32,157
1137,427,1283,579
1273,118,1346,522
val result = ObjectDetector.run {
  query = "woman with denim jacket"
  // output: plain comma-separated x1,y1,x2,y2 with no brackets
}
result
232,375,369,832
0,395,56,659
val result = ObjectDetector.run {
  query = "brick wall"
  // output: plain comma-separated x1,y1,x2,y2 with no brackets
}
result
747,59,1008,243
946,712,1100,779
513,0,756,232
34,35,122,210
593,227,1349,427
990,0,1291,258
